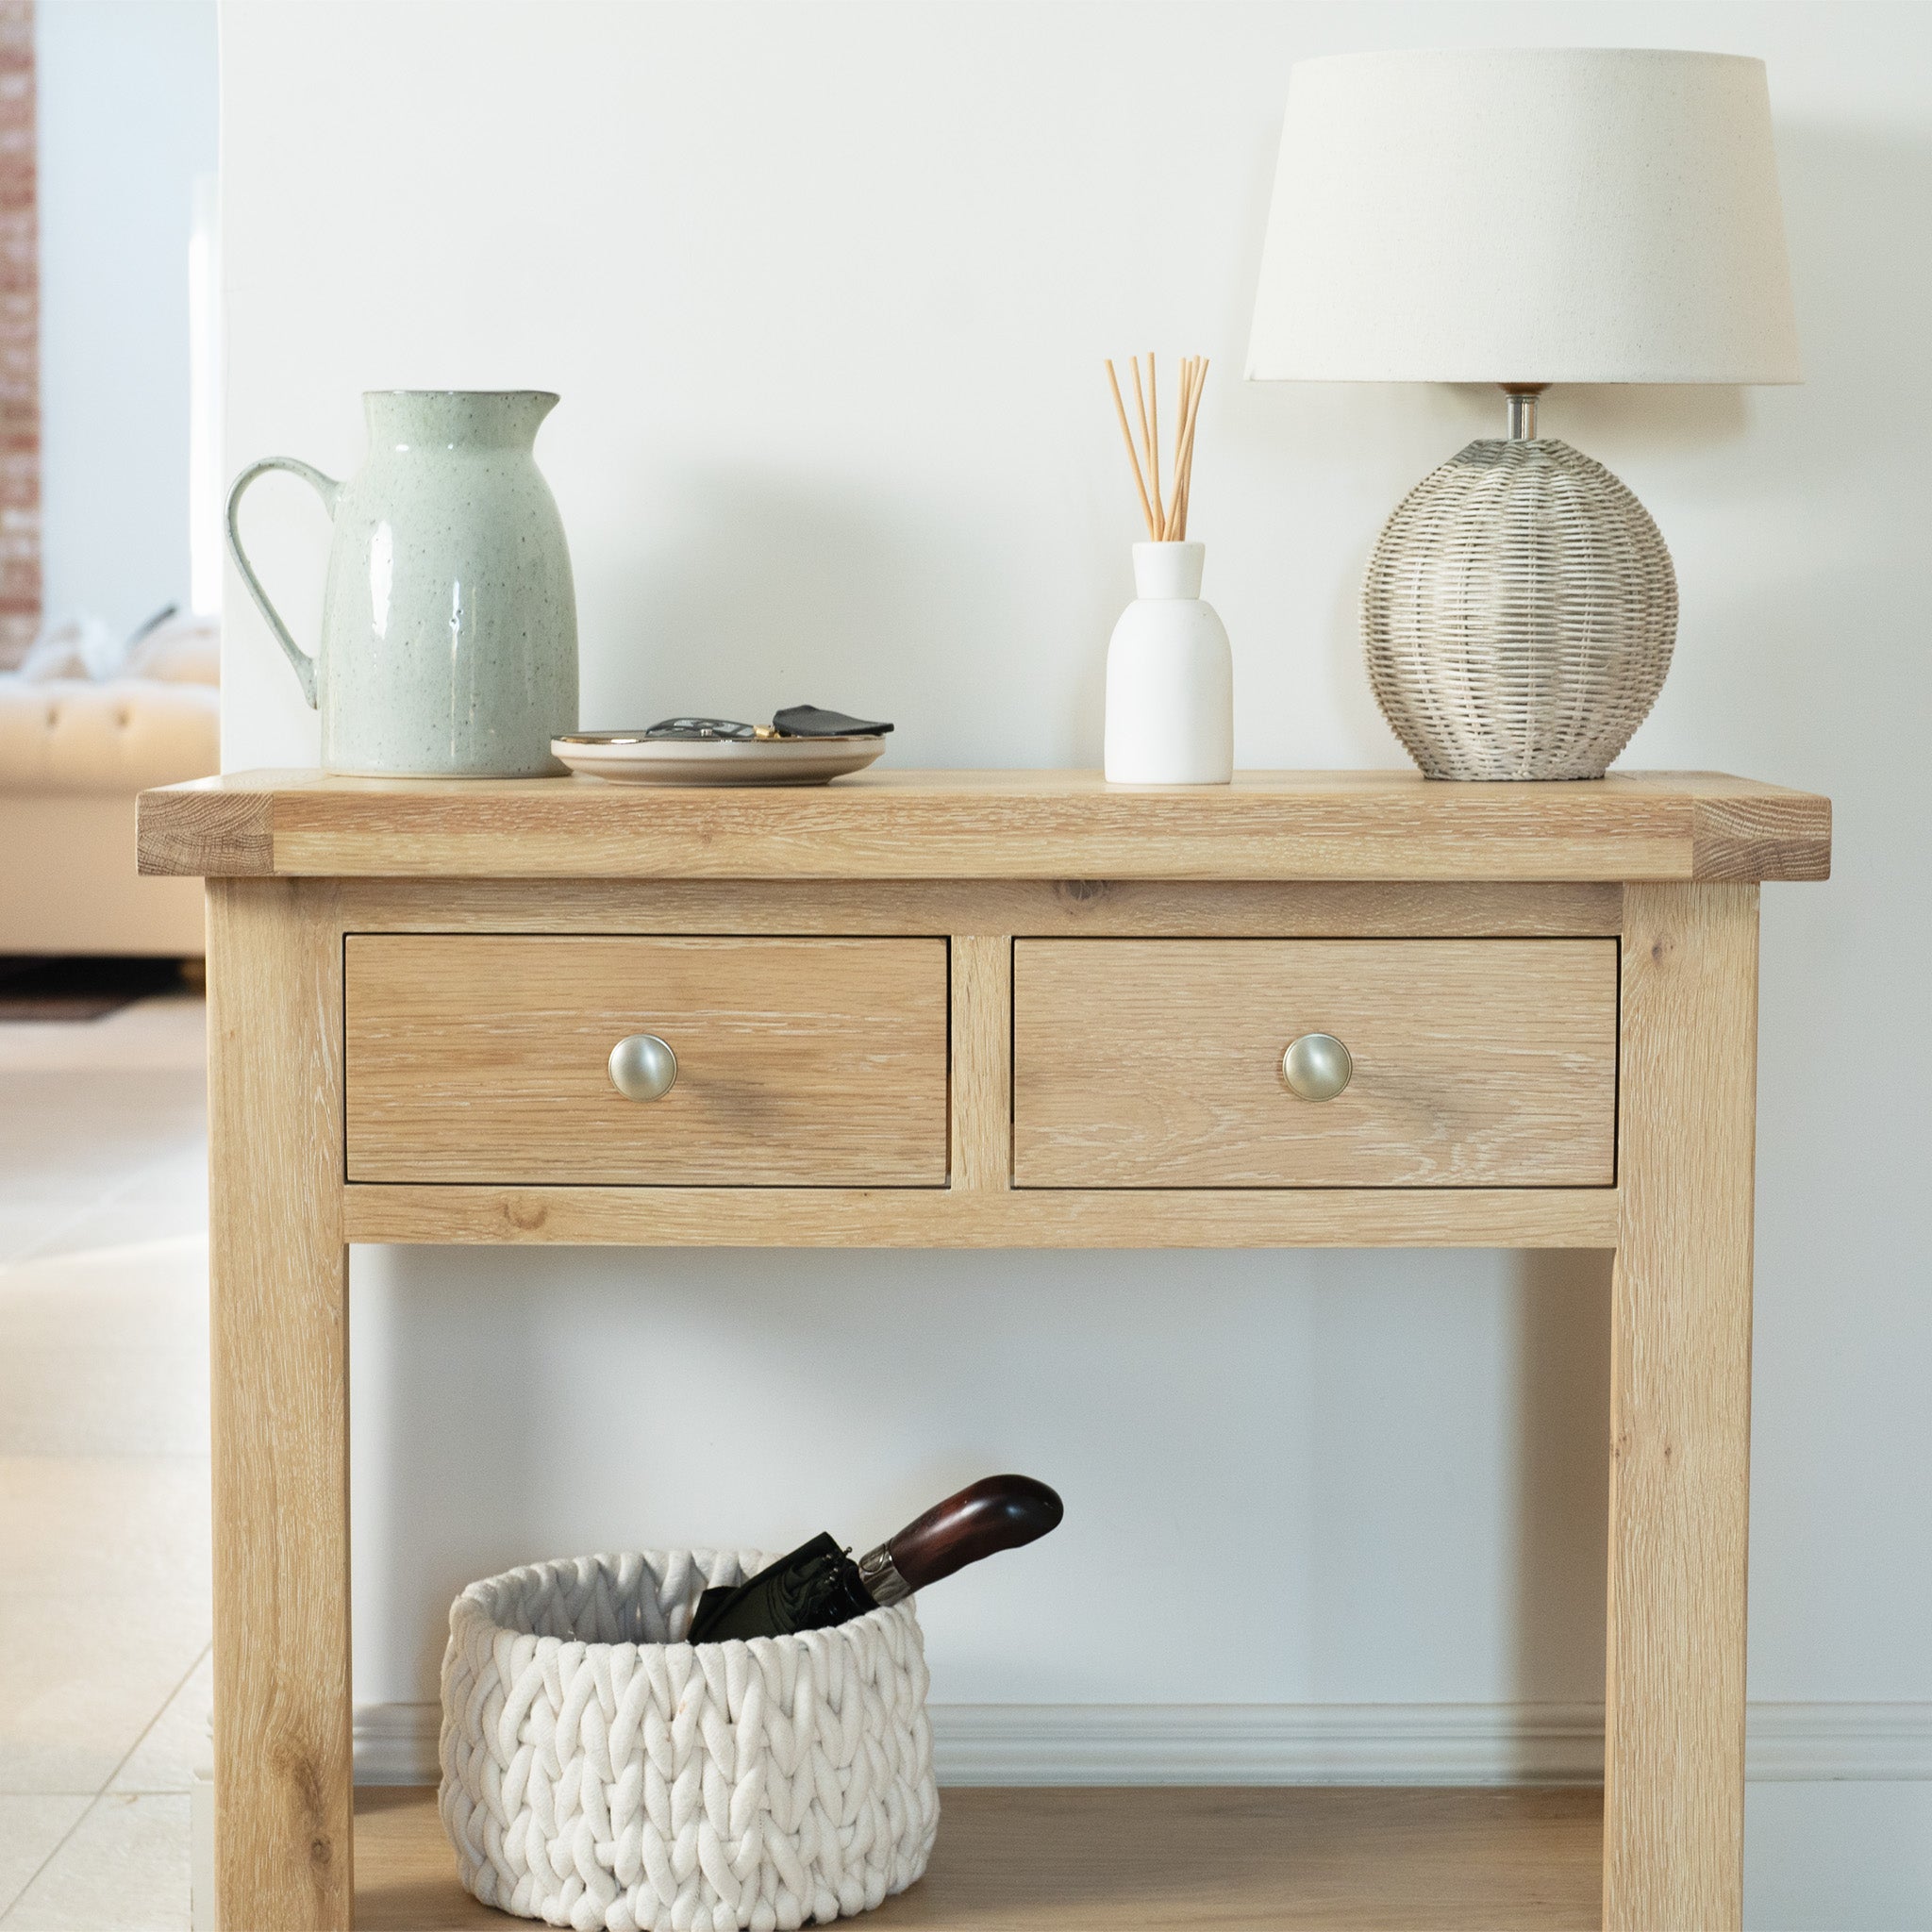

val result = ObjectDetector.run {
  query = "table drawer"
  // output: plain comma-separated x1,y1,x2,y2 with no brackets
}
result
1013,939,1618,1188
345,935,949,1185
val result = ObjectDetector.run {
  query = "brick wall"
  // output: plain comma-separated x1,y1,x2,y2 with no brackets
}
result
0,1,36,668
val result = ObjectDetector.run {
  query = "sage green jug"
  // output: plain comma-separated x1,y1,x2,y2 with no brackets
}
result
226,391,579,775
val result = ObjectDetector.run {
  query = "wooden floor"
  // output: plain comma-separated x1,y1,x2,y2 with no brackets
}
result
355,1784,1603,1930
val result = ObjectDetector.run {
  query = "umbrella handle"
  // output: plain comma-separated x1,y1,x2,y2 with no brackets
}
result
880,1474,1064,1593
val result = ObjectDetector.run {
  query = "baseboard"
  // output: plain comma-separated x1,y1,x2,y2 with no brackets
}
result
356,1701,444,1785
1743,1702,1932,1781
353,1699,1932,1788
926,1702,1607,1786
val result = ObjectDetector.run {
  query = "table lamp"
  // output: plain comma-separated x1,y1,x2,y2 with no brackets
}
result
1246,49,1800,780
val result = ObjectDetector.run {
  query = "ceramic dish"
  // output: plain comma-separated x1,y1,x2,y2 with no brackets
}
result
553,732,887,787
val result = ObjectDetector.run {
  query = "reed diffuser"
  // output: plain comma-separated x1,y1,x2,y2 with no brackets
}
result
1101,355,1232,784
1106,353,1208,541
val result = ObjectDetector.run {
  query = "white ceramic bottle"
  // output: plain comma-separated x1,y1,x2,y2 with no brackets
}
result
1104,541,1233,784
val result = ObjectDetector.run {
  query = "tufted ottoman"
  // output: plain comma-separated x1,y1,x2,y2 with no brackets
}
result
0,674,218,954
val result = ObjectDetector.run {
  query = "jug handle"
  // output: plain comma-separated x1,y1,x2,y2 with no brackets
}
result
225,457,342,709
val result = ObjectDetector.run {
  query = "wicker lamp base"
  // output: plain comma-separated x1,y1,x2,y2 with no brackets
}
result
1362,439,1677,781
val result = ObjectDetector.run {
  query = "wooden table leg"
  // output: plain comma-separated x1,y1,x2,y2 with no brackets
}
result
1605,883,1758,1931
949,933,1013,1191
208,879,354,1930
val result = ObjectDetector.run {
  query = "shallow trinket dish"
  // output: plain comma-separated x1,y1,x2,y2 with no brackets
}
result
553,730,887,786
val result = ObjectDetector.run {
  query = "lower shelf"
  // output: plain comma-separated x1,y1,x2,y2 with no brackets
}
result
355,1783,1603,1930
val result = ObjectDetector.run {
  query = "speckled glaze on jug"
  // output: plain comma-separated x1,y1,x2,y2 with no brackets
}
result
226,391,579,775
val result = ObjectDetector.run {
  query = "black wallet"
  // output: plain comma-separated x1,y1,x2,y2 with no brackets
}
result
772,706,892,738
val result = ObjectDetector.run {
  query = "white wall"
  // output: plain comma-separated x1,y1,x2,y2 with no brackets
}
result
219,4,1932,1922
38,0,217,639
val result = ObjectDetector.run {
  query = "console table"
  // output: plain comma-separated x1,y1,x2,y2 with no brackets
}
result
139,768,1831,1932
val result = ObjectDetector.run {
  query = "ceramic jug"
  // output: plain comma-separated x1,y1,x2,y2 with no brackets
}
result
226,391,579,775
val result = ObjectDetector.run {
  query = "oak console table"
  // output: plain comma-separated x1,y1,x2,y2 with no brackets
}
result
139,768,1830,1932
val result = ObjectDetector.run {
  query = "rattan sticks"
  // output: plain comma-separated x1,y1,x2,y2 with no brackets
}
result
1106,354,1208,541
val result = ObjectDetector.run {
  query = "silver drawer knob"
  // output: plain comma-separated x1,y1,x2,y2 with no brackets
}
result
1282,1032,1352,1102
608,1033,677,1101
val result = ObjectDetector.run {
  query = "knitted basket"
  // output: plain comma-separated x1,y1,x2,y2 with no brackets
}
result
440,1550,939,1932
1362,438,1678,781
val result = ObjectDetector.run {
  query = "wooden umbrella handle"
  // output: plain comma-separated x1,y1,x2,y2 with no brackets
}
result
883,1475,1064,1592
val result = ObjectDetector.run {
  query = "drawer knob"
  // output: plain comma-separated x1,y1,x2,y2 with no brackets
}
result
608,1033,677,1102
1282,1032,1352,1102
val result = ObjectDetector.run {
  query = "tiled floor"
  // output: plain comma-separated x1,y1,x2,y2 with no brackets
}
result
0,992,208,1928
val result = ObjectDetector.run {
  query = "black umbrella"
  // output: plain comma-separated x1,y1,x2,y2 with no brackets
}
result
687,1474,1062,1644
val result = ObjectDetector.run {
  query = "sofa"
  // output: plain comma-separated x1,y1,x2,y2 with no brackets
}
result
0,614,220,957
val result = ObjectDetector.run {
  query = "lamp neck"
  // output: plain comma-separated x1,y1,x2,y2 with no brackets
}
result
1502,385,1549,441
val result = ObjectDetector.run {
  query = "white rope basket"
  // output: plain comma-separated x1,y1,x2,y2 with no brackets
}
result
1362,438,1677,781
440,1550,939,1932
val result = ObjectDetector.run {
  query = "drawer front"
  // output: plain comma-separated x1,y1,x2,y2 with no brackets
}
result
346,935,949,1185
1013,939,1617,1188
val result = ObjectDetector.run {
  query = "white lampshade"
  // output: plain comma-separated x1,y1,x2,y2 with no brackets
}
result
1247,49,1801,385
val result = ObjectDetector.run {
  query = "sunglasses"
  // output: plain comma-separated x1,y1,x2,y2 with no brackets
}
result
638,707,893,741
642,717,772,741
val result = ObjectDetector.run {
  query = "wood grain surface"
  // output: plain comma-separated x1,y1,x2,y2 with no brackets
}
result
345,935,949,1186
139,767,1831,883
334,876,1625,940
353,1784,1603,1931
1603,884,1759,1931
141,786,275,875
341,1182,1622,1248
949,934,1012,1190
208,879,353,1930
1014,939,1619,1189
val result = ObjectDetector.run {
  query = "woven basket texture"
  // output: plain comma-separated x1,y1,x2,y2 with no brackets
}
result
1362,439,1677,781
441,1550,938,1932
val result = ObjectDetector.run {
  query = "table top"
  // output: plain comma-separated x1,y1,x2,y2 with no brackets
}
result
137,768,1831,883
